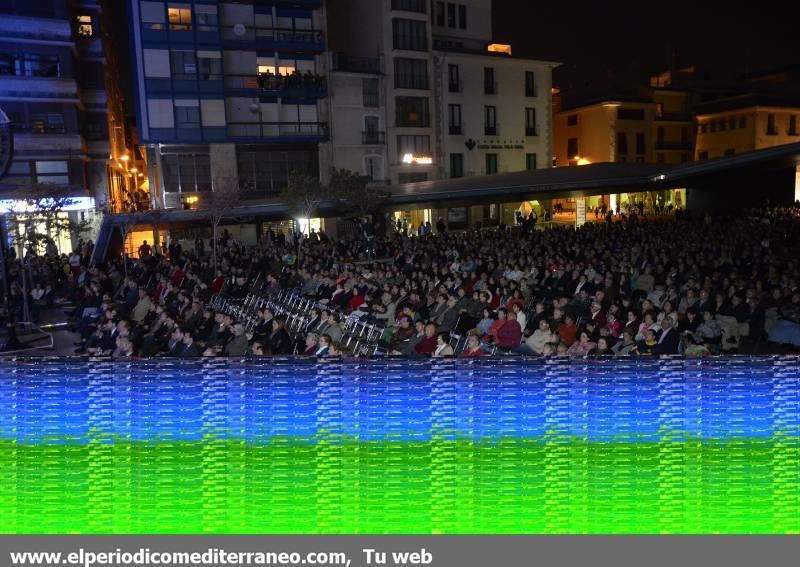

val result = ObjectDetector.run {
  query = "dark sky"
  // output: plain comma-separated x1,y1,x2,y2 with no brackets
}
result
492,1,800,90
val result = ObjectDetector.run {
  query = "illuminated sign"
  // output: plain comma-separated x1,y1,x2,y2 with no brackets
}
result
0,197,96,214
401,153,433,165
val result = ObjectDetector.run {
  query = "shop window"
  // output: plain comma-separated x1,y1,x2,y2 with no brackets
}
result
76,15,93,37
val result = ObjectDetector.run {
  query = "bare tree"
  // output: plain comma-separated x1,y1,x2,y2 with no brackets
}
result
279,171,330,234
198,177,241,273
4,182,90,322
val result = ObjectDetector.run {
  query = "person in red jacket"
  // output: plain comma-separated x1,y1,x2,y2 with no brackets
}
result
347,286,365,311
211,271,225,295
170,264,184,286
486,308,508,342
414,322,438,356
497,311,522,349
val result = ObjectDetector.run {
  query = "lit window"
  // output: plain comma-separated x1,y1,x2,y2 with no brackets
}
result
168,4,192,31
76,15,93,37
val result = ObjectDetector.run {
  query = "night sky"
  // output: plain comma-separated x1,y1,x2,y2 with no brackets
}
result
492,1,800,90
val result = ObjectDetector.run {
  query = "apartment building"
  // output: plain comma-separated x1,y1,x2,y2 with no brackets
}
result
326,0,556,185
695,94,800,160
128,0,327,209
0,0,110,249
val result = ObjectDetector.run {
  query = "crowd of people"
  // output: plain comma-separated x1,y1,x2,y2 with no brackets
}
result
2,204,799,359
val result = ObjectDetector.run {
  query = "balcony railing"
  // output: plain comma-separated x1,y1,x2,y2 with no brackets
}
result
485,126,498,135
484,81,497,95
448,80,463,93
362,131,386,144
391,0,427,13
449,124,463,135
332,54,382,74
525,125,538,136
220,26,324,46
363,92,380,107
224,73,327,93
227,122,328,139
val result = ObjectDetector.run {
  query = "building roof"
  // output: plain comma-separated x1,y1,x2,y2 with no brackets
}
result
434,44,561,67
695,93,800,115
388,162,665,204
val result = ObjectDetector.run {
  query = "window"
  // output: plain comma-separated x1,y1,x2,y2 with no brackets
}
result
396,134,430,158
363,116,382,144
391,0,427,13
363,78,379,107
174,102,200,128
447,3,456,27
394,57,428,89
458,4,466,29
393,18,427,51
484,67,496,94
237,147,318,195
197,51,222,80
790,115,798,136
739,116,746,129
698,151,708,160
698,123,706,134
194,4,218,32
617,132,628,155
657,127,665,144
617,108,645,120
719,118,726,132
35,160,70,185
364,155,383,181
567,138,578,158
450,153,463,178
399,172,428,183
140,1,166,30
525,71,536,97
30,113,65,133
17,53,60,77
396,96,429,127
767,113,776,135
728,117,736,130
710,121,716,133
76,15,93,37
525,108,537,136
448,64,460,92
163,153,211,192
167,3,192,31
567,114,578,126
635,132,645,155
526,153,537,171
448,104,462,134
484,105,497,135
170,49,196,80
485,153,498,174
435,2,445,25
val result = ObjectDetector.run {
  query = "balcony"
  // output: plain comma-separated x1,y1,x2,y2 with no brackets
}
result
362,131,386,145
449,124,463,135
0,15,73,44
484,126,497,136
226,121,328,141
331,54,382,75
448,80,463,93
363,92,380,108
484,81,497,95
0,76,79,103
223,73,327,96
220,26,325,51
525,125,538,136
391,0,427,13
